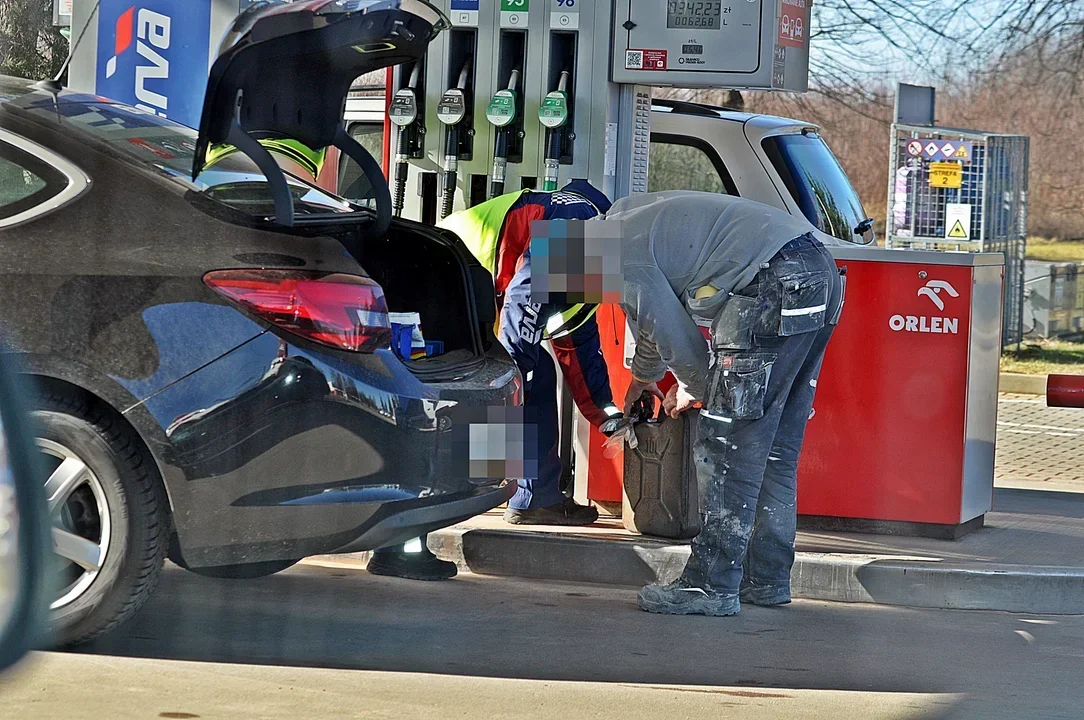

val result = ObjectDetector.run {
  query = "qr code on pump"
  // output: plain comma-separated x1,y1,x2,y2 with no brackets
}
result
625,50,644,69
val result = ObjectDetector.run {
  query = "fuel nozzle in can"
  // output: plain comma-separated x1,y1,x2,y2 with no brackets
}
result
485,69,520,199
600,391,658,459
388,63,421,217
436,60,471,219
539,70,570,192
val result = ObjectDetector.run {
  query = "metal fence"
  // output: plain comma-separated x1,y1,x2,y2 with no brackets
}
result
886,124,1030,346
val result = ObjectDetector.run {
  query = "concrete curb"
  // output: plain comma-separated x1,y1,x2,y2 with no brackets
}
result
999,372,1047,395
412,527,1084,615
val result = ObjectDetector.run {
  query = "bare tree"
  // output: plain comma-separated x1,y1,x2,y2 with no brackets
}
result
0,0,66,80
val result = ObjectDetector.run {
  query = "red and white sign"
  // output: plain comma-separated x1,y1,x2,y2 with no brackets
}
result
777,0,808,48
624,48,667,70
906,140,924,157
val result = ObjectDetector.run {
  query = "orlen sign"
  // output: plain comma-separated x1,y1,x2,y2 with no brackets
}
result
95,0,211,130
889,279,961,334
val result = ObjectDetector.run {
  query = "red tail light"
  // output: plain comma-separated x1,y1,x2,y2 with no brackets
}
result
204,270,392,353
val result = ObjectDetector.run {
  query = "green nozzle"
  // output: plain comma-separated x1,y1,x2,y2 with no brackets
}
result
539,70,570,129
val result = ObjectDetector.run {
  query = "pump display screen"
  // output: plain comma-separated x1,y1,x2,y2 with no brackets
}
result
666,1,725,29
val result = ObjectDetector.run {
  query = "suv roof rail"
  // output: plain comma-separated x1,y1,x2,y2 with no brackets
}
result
651,98,725,118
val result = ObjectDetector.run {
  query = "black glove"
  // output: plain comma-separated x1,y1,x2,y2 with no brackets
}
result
600,414,625,437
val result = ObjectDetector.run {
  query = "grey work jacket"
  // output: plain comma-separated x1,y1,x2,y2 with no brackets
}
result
601,190,822,400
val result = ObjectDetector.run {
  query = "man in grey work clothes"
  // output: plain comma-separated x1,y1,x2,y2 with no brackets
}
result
604,190,845,617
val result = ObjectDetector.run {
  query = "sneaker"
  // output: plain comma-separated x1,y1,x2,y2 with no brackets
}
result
739,584,791,607
504,497,599,526
366,546,457,581
637,579,740,616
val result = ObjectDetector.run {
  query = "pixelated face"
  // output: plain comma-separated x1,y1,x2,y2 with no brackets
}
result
528,219,623,305
446,405,538,481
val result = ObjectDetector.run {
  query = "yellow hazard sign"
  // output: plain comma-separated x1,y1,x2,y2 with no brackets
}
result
945,203,972,241
929,161,962,189
947,219,968,238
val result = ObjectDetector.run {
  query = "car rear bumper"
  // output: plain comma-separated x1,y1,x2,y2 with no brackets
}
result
127,331,522,567
329,480,515,554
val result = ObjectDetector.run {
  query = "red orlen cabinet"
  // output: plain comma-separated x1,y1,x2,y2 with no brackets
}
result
578,247,1004,537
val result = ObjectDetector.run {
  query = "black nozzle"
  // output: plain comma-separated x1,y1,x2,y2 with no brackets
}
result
442,170,457,218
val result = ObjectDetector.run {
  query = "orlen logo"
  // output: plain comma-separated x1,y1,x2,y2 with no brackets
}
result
105,6,171,118
889,280,961,334
916,280,959,311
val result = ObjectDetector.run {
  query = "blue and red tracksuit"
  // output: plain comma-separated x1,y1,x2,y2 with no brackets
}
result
494,182,617,509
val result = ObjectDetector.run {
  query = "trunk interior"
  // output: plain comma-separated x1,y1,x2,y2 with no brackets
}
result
354,225,488,379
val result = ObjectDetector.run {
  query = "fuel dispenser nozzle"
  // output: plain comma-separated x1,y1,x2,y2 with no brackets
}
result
539,70,570,192
485,69,520,199
388,64,421,217
436,60,472,219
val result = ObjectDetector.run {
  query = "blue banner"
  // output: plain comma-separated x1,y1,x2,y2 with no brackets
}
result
95,0,212,130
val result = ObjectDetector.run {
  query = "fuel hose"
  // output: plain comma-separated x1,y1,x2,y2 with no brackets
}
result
390,64,421,217
439,61,471,220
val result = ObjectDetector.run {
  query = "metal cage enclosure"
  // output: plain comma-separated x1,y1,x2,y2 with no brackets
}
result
886,124,1030,346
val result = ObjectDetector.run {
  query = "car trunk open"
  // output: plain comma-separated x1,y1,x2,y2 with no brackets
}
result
309,219,496,380
187,0,498,379
192,0,446,235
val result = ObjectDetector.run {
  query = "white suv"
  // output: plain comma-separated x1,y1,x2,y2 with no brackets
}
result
339,95,874,245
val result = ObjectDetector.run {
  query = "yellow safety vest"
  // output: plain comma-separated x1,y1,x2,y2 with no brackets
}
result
205,138,328,180
438,190,598,339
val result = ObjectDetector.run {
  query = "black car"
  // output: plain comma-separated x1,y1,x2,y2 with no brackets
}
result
0,0,519,646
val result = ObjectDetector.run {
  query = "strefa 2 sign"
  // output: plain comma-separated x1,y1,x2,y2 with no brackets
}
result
96,0,212,130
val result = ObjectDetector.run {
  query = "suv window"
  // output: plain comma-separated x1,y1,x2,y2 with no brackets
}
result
0,140,71,226
762,133,868,243
648,136,736,195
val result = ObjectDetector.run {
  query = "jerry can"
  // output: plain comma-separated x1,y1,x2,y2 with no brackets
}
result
622,411,701,540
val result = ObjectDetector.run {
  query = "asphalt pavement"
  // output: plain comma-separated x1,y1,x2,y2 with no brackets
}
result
2,562,1081,719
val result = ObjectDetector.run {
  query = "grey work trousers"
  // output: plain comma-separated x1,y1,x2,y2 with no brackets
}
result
682,234,844,600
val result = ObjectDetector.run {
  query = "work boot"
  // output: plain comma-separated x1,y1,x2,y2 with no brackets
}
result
366,543,457,581
503,497,599,526
637,578,740,616
739,583,791,607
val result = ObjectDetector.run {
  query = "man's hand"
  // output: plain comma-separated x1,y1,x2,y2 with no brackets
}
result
623,377,664,414
663,382,700,419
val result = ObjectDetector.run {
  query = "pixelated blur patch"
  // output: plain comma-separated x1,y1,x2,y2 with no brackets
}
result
446,405,538,480
529,219,623,305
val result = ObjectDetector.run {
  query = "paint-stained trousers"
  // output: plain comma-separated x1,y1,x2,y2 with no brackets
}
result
682,234,844,600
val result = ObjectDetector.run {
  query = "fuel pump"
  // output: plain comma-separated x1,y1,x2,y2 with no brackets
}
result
388,63,421,217
485,69,520,199
436,59,471,219
539,70,570,192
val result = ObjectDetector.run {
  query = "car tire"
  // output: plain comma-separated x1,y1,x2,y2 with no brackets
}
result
32,391,168,648
181,559,300,579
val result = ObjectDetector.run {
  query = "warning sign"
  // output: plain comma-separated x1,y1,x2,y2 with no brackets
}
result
778,0,809,49
928,161,962,189
625,49,667,70
945,203,972,241
906,138,975,162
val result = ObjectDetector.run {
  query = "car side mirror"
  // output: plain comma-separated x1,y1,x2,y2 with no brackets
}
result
0,354,50,671
853,217,876,246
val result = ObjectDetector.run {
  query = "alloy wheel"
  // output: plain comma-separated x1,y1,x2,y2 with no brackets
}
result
35,438,112,610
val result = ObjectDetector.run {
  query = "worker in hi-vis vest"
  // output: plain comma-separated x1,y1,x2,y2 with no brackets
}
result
365,180,622,582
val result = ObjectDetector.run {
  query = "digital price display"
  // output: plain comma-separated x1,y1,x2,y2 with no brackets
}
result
667,1,724,29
